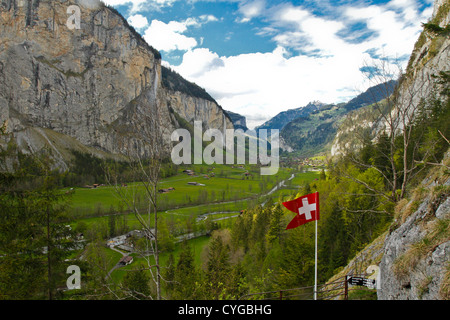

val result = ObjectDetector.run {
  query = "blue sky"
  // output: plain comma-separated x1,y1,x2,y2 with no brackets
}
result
101,0,435,128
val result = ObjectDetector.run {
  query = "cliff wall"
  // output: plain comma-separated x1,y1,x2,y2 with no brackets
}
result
0,0,233,168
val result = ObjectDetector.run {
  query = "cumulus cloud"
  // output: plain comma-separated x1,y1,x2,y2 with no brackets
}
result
107,0,433,128
143,20,197,52
173,45,363,127
176,48,225,78
141,14,219,53
127,14,149,30
168,0,433,128
238,0,266,23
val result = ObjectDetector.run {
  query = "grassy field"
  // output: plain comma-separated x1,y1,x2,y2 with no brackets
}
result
68,166,320,232
67,164,293,218
290,170,321,187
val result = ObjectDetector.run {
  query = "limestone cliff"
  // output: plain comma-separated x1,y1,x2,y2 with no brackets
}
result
378,163,449,300
166,91,231,131
224,110,248,131
328,158,449,300
0,0,233,169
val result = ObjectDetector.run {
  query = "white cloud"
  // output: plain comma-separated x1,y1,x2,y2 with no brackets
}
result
238,0,266,23
176,48,224,78
344,3,425,60
127,14,149,30
172,45,368,128
143,20,197,52
199,15,219,23
101,0,176,13
141,15,219,53
103,0,432,128
167,0,433,128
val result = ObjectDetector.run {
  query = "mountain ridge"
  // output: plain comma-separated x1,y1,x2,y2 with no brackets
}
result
256,101,327,132
279,81,397,156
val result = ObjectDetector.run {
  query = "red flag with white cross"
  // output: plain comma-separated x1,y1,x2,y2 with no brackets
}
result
283,192,320,230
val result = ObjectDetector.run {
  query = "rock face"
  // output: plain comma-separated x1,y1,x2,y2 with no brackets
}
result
167,91,231,132
393,1,450,134
378,176,449,300
327,169,449,300
0,0,233,166
225,110,248,131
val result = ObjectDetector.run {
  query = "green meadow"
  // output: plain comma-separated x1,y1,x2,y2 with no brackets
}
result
68,164,293,218
68,165,321,231
67,164,321,283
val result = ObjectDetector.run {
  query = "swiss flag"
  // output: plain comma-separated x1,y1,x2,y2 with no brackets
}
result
283,192,320,230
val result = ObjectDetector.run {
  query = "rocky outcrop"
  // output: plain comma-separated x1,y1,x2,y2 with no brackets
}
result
225,110,248,131
378,163,449,300
0,0,233,167
393,1,450,133
330,103,383,157
166,90,232,132
326,157,449,300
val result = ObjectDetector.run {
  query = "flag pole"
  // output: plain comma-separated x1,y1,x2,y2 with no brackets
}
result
314,218,318,300
314,192,319,300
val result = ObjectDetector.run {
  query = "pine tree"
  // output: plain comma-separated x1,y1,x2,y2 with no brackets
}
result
122,268,151,299
266,203,284,244
172,241,197,299
163,254,176,294
205,234,231,299
0,150,75,299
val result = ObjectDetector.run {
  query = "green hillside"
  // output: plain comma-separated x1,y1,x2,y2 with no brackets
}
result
281,81,397,157
281,104,346,157
257,101,326,131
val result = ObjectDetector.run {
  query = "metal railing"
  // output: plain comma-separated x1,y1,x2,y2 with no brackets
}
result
240,275,371,301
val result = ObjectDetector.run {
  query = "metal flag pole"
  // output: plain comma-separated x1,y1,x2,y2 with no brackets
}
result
314,218,318,300
314,192,319,300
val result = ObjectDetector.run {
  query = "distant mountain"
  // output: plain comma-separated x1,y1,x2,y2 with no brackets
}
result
281,81,397,157
343,80,397,112
281,104,344,156
225,110,249,131
256,101,327,131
